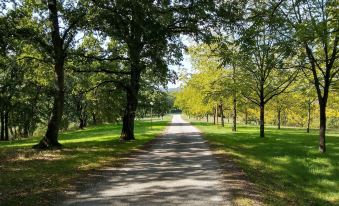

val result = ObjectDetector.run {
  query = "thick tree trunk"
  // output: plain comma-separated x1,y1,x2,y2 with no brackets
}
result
120,64,141,141
36,70,64,148
79,118,85,129
319,103,326,153
34,0,65,149
277,109,281,130
120,107,136,141
307,102,311,133
260,104,265,138
220,104,224,127
120,98,139,141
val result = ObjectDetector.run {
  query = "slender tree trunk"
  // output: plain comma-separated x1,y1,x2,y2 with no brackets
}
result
92,112,97,125
0,111,4,140
232,63,237,130
260,104,265,138
307,102,311,133
319,102,326,152
245,109,248,125
259,80,265,137
277,109,281,130
4,111,9,141
34,0,65,149
220,104,224,127
232,96,237,131
216,105,218,125
206,114,208,122
213,108,216,125
23,122,30,138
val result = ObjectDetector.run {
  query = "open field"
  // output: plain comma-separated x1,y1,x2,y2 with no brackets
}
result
188,119,339,206
0,117,170,206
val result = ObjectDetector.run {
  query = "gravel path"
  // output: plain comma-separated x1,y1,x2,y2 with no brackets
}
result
61,115,229,206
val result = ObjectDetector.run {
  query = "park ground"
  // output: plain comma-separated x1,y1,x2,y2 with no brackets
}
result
0,116,170,205
0,115,338,206
186,117,339,206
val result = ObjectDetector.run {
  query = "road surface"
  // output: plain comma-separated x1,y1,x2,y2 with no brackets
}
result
61,115,229,206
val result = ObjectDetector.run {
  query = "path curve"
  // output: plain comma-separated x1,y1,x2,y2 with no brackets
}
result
61,115,229,206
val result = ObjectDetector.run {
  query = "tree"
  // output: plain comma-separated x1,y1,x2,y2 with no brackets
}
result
9,0,86,148
276,0,338,152
86,0,218,141
218,39,241,131
237,3,299,137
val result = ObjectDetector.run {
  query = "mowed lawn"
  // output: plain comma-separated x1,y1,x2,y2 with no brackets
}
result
0,116,170,206
190,120,339,206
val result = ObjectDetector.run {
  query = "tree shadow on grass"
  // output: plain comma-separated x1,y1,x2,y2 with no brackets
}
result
0,120,170,206
191,122,339,206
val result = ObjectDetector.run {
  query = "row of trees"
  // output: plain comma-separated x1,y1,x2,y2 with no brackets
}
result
0,0,199,147
175,0,338,153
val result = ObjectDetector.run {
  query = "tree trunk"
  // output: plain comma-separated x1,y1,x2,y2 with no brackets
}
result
79,118,85,129
23,122,30,138
319,103,326,152
259,80,265,137
220,104,224,127
245,109,248,125
120,90,138,141
0,111,4,140
206,114,208,122
232,61,237,131
4,111,9,141
120,57,141,141
213,108,216,125
36,71,64,148
232,96,237,131
260,104,265,138
34,0,64,149
307,102,311,133
216,105,218,125
92,112,97,125
277,109,281,130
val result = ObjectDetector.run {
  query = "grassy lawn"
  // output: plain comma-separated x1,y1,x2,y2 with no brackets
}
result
0,116,171,206
189,119,339,206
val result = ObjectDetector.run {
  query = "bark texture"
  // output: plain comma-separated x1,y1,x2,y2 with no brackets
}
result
34,0,65,149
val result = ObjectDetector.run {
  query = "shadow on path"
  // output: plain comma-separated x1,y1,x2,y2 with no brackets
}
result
59,115,229,206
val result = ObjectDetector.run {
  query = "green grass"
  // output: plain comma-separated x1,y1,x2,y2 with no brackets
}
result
0,116,170,206
189,119,339,206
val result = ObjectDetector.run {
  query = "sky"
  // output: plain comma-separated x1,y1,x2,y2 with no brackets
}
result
167,36,194,89
167,53,193,89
